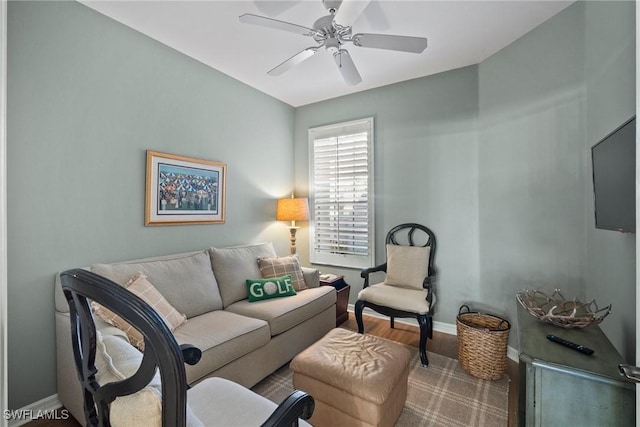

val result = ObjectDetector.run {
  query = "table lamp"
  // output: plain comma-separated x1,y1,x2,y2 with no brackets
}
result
276,195,309,255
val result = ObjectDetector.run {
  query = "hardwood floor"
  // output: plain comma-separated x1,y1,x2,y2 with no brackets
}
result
25,313,518,427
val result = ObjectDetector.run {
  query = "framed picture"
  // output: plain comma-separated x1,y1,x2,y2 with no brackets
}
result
145,150,226,225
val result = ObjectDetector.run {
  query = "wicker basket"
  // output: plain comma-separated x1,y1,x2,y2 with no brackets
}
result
456,305,510,380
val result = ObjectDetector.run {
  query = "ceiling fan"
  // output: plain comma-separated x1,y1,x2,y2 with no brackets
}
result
239,0,428,86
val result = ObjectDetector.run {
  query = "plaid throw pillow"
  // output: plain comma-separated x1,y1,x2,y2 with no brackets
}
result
92,272,187,350
257,255,307,291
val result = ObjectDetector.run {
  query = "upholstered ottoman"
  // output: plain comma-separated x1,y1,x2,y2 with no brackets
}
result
290,328,411,427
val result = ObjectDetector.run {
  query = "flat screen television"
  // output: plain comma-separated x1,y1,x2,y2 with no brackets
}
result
591,116,636,233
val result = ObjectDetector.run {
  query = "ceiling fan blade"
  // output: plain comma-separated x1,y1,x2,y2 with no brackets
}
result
352,33,428,53
361,1,390,31
333,49,362,86
268,47,320,76
333,0,372,29
239,13,317,37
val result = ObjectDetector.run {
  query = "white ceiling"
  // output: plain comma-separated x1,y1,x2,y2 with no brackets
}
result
81,0,574,107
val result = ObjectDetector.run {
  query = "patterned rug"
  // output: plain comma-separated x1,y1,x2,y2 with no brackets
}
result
252,346,509,427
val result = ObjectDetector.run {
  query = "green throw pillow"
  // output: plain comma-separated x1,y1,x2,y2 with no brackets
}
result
246,275,296,302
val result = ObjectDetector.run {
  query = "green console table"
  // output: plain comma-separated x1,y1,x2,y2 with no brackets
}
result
517,303,635,426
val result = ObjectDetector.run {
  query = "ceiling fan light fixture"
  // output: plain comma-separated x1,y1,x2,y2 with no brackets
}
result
325,37,340,54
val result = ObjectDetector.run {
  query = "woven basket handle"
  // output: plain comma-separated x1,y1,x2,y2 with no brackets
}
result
459,304,473,315
494,318,511,331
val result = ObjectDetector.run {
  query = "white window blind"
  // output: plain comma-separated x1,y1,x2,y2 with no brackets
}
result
309,118,374,268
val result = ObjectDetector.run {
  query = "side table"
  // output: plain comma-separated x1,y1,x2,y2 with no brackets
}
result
319,275,350,326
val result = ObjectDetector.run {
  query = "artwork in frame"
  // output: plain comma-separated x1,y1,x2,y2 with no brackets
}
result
145,150,226,226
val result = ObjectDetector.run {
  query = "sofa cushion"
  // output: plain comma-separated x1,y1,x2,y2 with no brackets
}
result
173,310,270,384
209,243,277,307
247,275,296,302
225,286,336,336
258,255,307,291
95,331,203,427
92,272,187,350
384,244,431,290
92,251,222,318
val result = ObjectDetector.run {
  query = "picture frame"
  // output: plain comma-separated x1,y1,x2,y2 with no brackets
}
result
145,150,226,226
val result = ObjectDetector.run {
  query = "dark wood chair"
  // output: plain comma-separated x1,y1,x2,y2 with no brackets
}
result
355,223,436,366
60,268,314,427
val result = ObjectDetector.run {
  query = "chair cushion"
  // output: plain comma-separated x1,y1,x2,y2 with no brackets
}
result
384,244,431,290
94,331,203,427
247,275,296,302
92,251,222,318
172,310,270,383
358,283,430,314
188,377,311,427
92,273,187,351
209,243,278,307
225,286,335,336
258,255,307,291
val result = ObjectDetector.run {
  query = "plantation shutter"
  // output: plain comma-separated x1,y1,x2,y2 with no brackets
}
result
309,118,374,268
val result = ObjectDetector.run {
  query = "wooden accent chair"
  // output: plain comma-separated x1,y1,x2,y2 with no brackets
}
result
60,268,314,427
355,223,436,366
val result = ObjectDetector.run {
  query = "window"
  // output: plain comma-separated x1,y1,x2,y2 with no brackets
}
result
309,117,374,268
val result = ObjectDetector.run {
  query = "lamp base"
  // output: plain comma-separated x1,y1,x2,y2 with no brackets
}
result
288,227,300,255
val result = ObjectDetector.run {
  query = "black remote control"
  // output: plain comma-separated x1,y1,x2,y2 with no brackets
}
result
547,335,594,355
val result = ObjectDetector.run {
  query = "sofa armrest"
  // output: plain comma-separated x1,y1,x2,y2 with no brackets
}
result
301,267,320,288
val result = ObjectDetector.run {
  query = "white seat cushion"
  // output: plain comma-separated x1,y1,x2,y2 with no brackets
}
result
358,283,430,314
188,377,312,427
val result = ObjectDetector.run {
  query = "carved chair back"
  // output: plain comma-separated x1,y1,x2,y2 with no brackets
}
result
385,223,436,285
60,269,193,427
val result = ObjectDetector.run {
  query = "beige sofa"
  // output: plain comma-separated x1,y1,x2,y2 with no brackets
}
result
54,242,336,424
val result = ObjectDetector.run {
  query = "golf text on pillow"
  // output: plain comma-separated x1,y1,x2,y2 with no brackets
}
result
246,275,296,302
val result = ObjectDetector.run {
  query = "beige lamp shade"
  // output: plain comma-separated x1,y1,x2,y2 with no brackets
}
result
276,198,310,222
277,197,309,255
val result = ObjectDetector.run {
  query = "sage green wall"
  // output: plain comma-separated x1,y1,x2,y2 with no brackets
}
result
584,1,636,361
7,1,294,409
479,0,635,362
295,1,635,361
477,2,588,343
294,66,481,326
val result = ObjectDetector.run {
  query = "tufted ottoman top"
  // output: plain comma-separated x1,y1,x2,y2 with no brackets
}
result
290,328,411,404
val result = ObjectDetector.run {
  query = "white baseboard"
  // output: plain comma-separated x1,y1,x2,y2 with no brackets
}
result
348,304,519,363
6,394,63,427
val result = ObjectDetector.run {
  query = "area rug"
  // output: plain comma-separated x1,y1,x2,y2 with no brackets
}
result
252,347,509,427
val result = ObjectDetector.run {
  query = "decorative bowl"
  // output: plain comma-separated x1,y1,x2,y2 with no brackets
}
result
516,289,611,328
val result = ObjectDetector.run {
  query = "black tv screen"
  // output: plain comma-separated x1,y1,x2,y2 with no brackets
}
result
591,116,636,233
